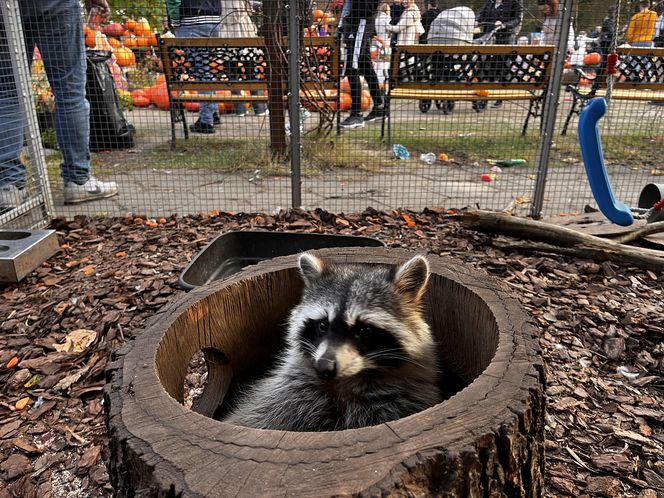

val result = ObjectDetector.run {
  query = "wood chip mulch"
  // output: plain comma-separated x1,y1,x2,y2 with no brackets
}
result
1,208,663,498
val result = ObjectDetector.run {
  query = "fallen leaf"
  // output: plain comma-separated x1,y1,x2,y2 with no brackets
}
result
115,251,127,258
53,367,88,391
52,329,97,353
15,397,30,411
6,356,19,369
402,213,416,227
24,374,43,389
82,265,96,276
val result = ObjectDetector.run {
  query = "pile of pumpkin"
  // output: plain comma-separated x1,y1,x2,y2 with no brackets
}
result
129,75,242,114
84,17,157,68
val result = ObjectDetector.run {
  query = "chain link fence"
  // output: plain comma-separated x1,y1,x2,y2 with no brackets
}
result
1,0,663,228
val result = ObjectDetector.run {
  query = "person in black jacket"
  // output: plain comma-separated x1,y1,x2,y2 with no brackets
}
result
477,0,523,107
420,0,441,43
477,0,523,45
389,0,405,45
597,4,618,54
339,0,385,128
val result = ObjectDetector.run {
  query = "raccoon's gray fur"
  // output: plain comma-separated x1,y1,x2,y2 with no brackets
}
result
223,253,441,431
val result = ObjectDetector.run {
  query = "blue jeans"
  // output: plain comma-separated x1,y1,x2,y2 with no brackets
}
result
0,0,90,187
175,23,221,125
631,41,654,47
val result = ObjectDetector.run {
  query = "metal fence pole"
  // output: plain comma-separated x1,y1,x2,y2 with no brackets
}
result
0,0,54,228
287,0,302,208
530,0,575,219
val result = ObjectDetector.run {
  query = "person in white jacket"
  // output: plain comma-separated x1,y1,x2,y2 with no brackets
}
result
386,0,423,46
221,0,267,116
374,3,391,84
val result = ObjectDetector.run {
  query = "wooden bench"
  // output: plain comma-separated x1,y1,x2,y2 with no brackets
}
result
383,44,555,142
561,47,664,135
157,35,339,147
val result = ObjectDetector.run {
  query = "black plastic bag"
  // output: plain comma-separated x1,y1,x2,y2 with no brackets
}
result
86,50,135,152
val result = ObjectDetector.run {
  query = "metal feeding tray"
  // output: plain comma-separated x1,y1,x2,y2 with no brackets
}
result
0,230,60,283
178,231,385,290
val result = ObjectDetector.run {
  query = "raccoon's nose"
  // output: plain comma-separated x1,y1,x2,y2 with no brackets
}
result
314,358,337,379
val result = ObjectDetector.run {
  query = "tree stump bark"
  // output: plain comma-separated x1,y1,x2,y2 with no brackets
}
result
105,247,545,497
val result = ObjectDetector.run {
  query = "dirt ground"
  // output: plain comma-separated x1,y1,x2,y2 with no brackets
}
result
1,207,663,497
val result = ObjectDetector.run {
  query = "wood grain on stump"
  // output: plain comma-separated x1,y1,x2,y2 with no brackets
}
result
105,248,545,497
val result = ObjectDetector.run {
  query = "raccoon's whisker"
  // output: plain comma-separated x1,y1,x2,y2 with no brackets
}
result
299,339,318,356
365,350,440,372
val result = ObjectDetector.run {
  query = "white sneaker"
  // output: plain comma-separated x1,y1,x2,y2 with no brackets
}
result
0,184,28,210
63,177,118,204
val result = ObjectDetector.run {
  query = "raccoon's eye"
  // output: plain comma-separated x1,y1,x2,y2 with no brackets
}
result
317,319,329,333
355,324,373,337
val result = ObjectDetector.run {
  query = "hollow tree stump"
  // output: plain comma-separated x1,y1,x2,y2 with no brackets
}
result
105,247,545,497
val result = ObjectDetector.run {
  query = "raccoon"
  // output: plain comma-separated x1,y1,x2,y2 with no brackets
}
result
223,253,442,431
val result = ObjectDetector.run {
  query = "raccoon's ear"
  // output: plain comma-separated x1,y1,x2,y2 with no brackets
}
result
298,252,327,284
394,255,429,301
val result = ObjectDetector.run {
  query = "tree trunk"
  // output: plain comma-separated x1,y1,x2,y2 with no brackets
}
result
105,248,545,497
263,0,288,157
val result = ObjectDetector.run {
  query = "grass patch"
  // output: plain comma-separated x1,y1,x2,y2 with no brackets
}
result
143,138,289,175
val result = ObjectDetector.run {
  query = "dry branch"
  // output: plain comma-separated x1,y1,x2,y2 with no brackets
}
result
450,209,664,272
612,220,664,245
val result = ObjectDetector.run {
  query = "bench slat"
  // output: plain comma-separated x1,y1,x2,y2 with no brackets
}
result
390,89,539,100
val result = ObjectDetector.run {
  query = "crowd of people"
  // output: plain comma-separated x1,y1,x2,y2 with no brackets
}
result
1,0,664,212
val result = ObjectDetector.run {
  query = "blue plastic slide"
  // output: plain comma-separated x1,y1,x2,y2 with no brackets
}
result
578,98,634,226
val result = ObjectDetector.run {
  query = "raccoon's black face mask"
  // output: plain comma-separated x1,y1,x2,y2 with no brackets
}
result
290,253,431,380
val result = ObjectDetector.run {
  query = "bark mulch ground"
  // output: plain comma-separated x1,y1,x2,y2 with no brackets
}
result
1,208,663,498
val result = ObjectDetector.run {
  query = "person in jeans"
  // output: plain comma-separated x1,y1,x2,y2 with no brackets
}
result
167,0,223,133
339,0,386,128
626,0,657,48
0,0,118,210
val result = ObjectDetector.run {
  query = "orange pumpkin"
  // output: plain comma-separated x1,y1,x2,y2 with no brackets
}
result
125,18,138,32
108,37,122,49
85,29,99,47
313,9,325,21
123,35,139,48
131,89,147,100
583,52,601,66
183,101,200,112
360,90,372,111
147,83,171,110
133,96,150,107
115,46,136,67
134,18,152,36
324,92,351,111
475,89,490,97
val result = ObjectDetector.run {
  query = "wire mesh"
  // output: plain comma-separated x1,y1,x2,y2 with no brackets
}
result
1,0,663,226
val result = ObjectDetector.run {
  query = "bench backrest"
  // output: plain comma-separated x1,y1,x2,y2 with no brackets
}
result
158,36,339,92
390,45,555,90
610,47,664,90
